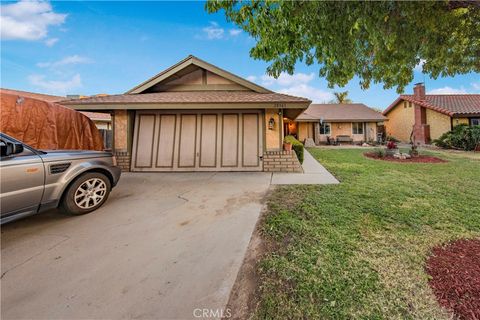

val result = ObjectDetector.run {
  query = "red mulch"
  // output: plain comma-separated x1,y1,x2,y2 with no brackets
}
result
364,152,447,163
425,239,480,320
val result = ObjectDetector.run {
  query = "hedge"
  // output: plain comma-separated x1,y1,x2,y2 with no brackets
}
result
284,135,304,164
433,124,480,151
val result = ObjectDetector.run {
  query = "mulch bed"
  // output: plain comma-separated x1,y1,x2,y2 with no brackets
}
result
364,152,447,163
425,239,480,320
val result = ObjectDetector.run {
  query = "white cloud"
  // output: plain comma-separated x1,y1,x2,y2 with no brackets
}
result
427,86,467,94
261,72,315,87
28,73,82,95
202,22,224,40
471,82,480,91
0,0,67,41
278,84,334,103
251,71,333,102
414,59,426,72
229,29,242,36
44,37,58,47
37,55,92,68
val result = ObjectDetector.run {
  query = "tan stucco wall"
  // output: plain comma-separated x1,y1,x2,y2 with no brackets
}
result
265,109,282,151
453,117,469,126
384,101,414,142
426,109,451,140
332,122,353,136
298,122,313,142
114,110,128,151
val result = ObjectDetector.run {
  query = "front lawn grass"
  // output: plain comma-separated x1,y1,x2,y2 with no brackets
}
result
256,149,480,319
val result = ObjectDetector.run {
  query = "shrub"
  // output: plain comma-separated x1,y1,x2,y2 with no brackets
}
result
373,148,385,158
386,135,400,143
433,125,480,151
284,135,304,164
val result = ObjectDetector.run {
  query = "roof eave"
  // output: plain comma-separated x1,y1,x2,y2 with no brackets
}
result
63,101,310,110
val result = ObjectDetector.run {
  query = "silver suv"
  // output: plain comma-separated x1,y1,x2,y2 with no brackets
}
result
0,133,121,224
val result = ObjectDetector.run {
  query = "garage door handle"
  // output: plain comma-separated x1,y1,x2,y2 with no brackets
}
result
196,152,200,157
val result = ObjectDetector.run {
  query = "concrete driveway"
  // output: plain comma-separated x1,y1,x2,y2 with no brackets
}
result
1,172,271,319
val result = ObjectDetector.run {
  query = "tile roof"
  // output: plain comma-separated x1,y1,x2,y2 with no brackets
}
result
1,88,64,103
296,104,387,122
384,94,480,116
61,91,311,105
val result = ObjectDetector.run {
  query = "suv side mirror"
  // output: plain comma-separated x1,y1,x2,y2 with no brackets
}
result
4,141,24,156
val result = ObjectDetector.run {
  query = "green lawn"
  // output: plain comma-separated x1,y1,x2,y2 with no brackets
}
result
256,148,480,320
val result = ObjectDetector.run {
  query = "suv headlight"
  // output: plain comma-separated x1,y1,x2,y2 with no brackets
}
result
112,156,117,166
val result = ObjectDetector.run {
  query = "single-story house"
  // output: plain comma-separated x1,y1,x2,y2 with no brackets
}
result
383,83,480,143
0,88,112,130
291,104,387,144
62,55,311,172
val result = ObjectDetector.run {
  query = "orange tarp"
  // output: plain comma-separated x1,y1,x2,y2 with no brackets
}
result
0,92,104,150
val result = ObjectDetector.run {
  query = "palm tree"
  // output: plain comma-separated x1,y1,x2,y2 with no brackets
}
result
332,91,352,104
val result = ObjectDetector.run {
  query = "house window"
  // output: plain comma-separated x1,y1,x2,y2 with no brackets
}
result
319,122,331,135
471,118,480,126
352,122,364,134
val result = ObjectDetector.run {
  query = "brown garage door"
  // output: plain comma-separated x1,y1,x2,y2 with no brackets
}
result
131,110,263,171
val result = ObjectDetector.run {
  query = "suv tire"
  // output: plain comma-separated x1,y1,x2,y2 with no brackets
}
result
60,172,111,215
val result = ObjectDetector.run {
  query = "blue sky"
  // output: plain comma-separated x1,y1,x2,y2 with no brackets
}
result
1,1,479,110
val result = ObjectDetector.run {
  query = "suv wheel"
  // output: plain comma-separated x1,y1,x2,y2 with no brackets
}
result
61,172,111,215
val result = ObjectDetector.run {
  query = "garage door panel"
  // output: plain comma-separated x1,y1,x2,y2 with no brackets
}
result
242,113,260,167
178,114,197,168
199,114,218,167
221,114,239,167
156,114,176,168
134,114,156,168
133,110,262,171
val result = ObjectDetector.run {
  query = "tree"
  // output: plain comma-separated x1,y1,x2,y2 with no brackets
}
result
206,1,480,92
332,91,352,104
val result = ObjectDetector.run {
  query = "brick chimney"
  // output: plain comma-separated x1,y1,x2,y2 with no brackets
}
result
413,82,426,101
412,83,430,144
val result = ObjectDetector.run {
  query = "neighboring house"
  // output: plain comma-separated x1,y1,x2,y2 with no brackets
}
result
383,83,480,143
62,55,311,172
0,88,112,130
80,111,112,130
292,104,387,144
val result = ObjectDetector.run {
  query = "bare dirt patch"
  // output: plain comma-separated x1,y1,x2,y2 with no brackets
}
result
223,213,265,319
426,238,480,320
364,152,447,163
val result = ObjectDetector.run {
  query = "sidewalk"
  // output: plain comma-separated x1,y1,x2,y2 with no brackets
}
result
271,149,339,185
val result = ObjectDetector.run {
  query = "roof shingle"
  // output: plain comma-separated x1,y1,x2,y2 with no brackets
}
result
296,104,387,122
61,91,310,105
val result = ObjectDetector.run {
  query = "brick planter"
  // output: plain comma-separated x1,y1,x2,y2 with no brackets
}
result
263,150,303,173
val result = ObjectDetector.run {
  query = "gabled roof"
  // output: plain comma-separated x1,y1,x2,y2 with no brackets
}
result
126,55,271,94
296,104,387,122
383,94,480,117
0,88,64,103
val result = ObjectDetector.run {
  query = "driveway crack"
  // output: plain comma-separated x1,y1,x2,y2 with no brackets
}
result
176,172,218,203
1,234,70,279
